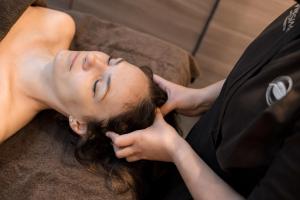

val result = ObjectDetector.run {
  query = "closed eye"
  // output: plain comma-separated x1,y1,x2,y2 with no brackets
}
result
93,79,100,96
107,56,113,65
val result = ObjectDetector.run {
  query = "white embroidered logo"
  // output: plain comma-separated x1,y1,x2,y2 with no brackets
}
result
283,4,300,32
265,76,293,106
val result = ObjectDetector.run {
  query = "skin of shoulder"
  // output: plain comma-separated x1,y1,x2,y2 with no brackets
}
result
0,6,76,143
28,6,76,51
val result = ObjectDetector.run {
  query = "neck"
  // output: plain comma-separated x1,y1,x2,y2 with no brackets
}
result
11,48,67,116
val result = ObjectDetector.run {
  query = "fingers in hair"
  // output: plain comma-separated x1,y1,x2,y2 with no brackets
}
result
106,131,138,148
126,155,140,162
160,102,174,116
153,74,170,91
115,146,136,159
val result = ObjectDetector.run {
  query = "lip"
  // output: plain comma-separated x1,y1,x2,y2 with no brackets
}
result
69,52,79,71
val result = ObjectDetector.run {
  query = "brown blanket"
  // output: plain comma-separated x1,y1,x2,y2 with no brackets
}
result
0,2,198,200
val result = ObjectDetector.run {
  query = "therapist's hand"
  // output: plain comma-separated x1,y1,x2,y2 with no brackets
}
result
154,75,211,117
106,109,184,162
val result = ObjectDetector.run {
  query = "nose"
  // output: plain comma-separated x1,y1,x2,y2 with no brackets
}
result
82,53,107,72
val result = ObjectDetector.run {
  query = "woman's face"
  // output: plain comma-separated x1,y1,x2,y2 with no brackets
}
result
52,50,150,123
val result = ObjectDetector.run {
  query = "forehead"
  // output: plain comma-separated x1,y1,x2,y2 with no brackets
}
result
91,62,150,121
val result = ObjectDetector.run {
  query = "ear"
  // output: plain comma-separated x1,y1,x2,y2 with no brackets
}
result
68,115,88,136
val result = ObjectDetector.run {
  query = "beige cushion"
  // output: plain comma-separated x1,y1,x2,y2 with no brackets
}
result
68,10,199,85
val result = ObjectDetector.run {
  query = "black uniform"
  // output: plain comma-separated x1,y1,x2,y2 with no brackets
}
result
161,3,300,200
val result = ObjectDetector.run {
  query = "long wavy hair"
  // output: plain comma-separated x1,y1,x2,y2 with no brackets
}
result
72,66,181,200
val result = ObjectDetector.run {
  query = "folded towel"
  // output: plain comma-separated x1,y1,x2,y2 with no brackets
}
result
0,0,46,41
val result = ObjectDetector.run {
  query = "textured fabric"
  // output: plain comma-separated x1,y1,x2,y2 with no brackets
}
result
67,10,198,85
0,111,133,200
0,2,199,200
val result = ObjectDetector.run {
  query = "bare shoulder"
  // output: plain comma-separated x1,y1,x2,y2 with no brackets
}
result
38,7,75,35
27,6,76,44
0,93,39,144
0,95,11,144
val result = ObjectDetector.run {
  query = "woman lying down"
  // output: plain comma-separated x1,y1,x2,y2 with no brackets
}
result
0,5,179,200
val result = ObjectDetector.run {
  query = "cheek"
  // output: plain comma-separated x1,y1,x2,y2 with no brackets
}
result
56,75,88,104
69,76,90,98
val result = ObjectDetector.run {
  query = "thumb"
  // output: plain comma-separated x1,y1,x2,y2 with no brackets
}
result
106,131,120,142
160,101,175,116
154,109,166,124
155,108,164,119
154,74,175,115
153,74,172,92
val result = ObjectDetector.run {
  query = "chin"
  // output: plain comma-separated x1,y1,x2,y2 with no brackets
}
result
55,50,69,67
52,51,67,78
54,50,64,63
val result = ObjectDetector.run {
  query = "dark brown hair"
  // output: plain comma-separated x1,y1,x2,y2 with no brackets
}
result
74,67,181,200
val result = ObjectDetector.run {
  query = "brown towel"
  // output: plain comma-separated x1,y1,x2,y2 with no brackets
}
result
0,111,133,200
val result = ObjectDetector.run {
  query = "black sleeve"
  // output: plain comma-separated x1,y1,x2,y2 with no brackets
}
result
247,128,300,200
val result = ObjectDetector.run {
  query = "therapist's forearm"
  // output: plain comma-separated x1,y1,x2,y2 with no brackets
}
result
171,138,244,200
200,79,225,105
